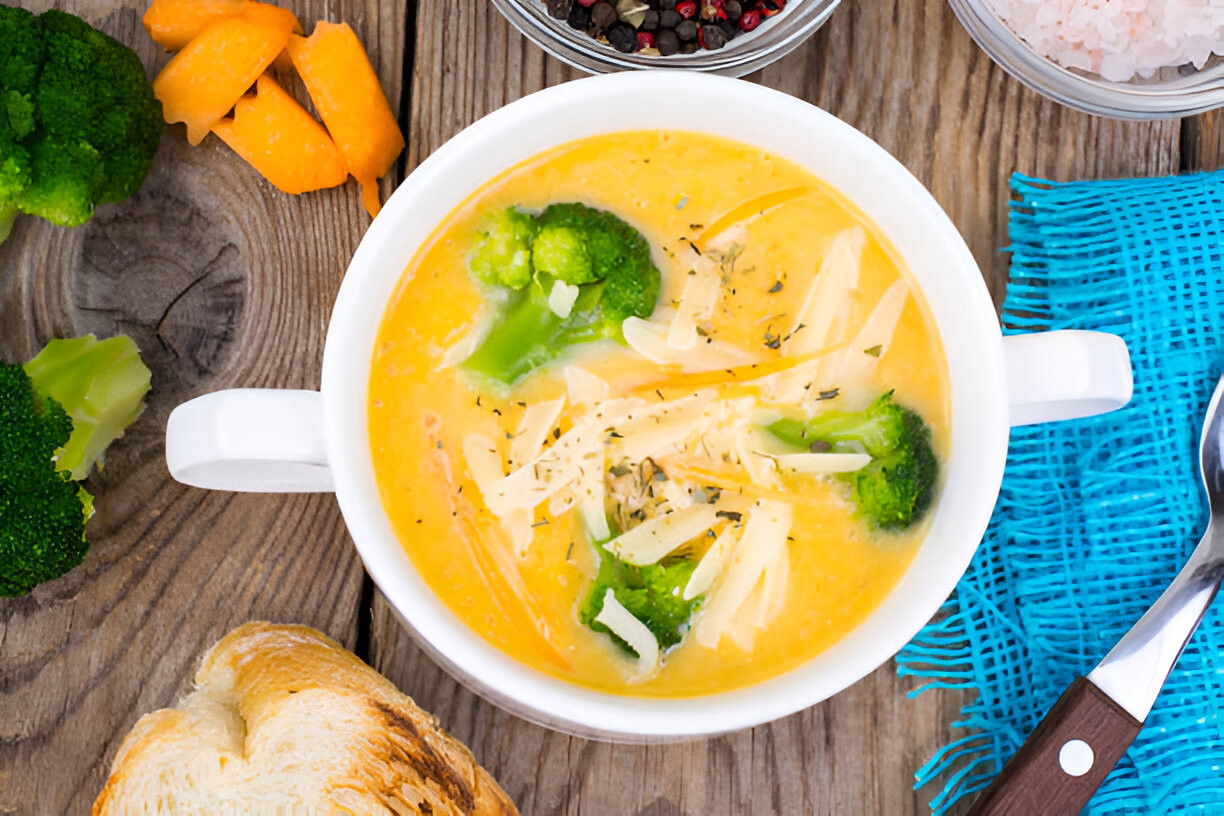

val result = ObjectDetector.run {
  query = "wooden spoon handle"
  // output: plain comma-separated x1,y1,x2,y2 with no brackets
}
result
967,677,1143,816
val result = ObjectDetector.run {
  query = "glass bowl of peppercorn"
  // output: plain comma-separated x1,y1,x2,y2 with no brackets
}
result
491,0,840,76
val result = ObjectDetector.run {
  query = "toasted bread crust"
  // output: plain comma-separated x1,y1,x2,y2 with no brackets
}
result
94,622,518,816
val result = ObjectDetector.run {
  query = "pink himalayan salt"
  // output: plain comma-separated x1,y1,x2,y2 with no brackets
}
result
985,0,1224,82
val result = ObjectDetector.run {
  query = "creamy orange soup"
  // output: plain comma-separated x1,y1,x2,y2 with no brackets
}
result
369,131,949,697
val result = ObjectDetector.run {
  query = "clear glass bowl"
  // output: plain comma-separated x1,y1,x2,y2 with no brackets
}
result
489,0,842,77
949,0,1224,119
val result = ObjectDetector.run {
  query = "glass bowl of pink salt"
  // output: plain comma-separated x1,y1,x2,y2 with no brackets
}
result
949,0,1224,118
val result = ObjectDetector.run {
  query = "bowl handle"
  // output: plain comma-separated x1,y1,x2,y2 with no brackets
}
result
165,389,333,492
1002,330,1133,427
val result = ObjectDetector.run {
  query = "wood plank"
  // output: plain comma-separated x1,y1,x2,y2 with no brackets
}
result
1183,110,1223,172
0,1,405,811
372,2,1184,815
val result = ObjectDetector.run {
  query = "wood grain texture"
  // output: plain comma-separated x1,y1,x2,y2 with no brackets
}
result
0,0,1214,814
0,1,404,811
1184,110,1224,172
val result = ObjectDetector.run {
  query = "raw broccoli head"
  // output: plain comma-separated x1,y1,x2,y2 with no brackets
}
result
0,6,162,232
0,362,90,597
468,207,536,289
0,335,151,597
767,391,938,530
462,202,662,384
578,540,701,656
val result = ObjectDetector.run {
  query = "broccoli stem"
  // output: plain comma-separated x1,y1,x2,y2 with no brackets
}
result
24,335,152,480
462,287,569,384
463,281,616,384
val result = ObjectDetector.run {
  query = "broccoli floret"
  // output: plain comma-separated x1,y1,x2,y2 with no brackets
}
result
767,391,938,530
531,225,595,285
0,6,162,235
0,334,151,596
468,207,536,289
535,203,661,320
578,540,701,657
462,203,662,384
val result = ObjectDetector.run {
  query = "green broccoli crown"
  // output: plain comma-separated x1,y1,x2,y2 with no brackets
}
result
462,202,662,385
767,391,938,530
578,540,701,656
0,6,162,230
531,225,596,285
535,203,660,320
468,207,536,289
0,334,151,596
0,362,91,597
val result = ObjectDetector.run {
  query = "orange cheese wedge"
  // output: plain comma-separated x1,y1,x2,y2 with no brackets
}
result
212,75,348,195
153,3,300,145
287,22,405,218
142,0,244,51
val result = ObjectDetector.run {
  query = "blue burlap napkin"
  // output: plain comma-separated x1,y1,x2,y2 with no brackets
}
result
897,172,1224,814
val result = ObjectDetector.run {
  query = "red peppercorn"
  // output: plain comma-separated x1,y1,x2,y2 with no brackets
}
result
637,30,655,50
675,0,698,20
738,9,760,30
759,0,785,16
700,1,727,21
577,0,598,6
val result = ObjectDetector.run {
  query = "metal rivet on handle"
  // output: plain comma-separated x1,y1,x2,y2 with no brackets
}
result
1058,739,1095,777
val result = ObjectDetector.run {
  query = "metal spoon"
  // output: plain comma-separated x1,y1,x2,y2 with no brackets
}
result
968,373,1224,815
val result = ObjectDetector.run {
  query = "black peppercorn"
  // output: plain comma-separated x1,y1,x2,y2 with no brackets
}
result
659,9,682,28
589,1,618,29
606,21,637,52
566,2,592,29
655,27,680,54
698,23,727,48
543,0,766,56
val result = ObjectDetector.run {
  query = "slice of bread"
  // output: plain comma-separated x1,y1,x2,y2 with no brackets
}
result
93,622,518,815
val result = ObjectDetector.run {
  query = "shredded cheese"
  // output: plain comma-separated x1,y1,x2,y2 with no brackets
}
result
758,548,790,627
820,278,909,407
725,581,767,651
462,434,512,516
605,391,718,462
606,504,721,566
693,499,793,649
667,252,722,350
548,487,574,517
733,421,791,489
576,448,608,541
774,452,871,474
547,279,580,319
593,589,660,680
510,397,566,470
683,523,741,600
563,365,610,405
460,434,536,556
623,317,761,372
506,508,535,559
787,226,866,356
491,399,648,511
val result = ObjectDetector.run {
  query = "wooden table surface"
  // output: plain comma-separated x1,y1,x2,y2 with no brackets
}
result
2,1,1220,813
